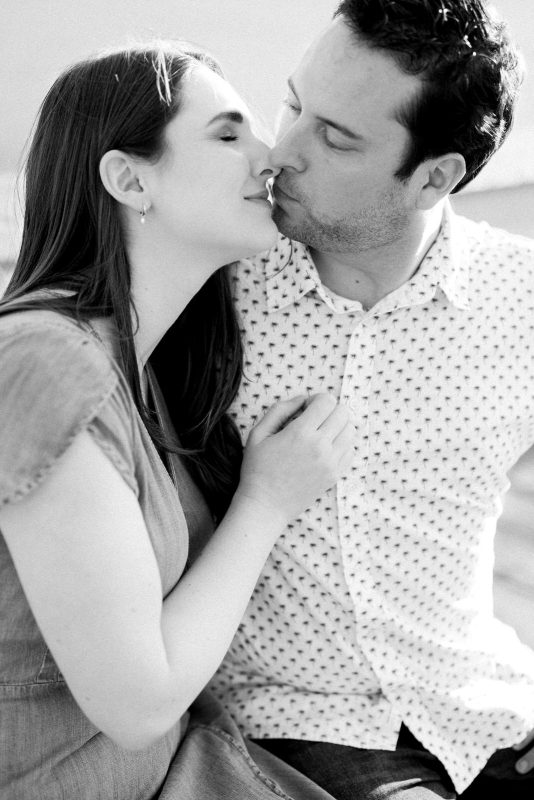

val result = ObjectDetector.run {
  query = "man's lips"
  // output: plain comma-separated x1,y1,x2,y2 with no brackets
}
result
273,183,297,202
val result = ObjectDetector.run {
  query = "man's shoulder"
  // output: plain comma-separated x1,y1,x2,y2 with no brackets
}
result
450,212,534,315
453,211,534,262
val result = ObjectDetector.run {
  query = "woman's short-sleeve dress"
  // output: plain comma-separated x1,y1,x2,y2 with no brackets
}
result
0,308,214,799
0,307,339,800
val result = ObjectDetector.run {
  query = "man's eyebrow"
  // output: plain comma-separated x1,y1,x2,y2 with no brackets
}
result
287,78,365,142
206,110,244,126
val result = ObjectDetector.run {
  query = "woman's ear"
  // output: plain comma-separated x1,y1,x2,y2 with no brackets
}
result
99,150,150,213
413,153,467,210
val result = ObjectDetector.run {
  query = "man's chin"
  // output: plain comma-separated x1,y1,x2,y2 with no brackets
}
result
272,201,299,239
272,202,315,246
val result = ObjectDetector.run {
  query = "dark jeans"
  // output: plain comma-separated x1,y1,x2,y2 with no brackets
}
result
252,726,534,799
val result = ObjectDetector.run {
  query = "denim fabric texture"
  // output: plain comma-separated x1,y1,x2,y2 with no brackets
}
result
254,727,534,800
165,691,337,800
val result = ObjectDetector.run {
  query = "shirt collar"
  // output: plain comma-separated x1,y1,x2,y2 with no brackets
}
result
433,201,471,311
263,202,471,315
263,236,323,314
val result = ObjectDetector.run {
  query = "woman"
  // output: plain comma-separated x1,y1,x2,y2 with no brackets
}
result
0,41,352,799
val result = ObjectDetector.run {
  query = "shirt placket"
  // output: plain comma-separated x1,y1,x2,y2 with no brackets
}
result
336,312,405,745
336,315,383,644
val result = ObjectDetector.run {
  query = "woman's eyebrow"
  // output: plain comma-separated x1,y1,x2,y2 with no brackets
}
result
206,110,244,126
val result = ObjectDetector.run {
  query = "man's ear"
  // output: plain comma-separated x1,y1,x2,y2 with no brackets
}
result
99,150,150,213
413,153,466,210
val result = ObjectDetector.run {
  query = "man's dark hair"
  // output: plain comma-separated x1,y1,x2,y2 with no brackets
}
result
334,0,524,192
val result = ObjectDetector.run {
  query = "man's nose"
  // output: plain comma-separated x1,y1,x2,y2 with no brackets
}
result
253,139,281,179
269,126,306,173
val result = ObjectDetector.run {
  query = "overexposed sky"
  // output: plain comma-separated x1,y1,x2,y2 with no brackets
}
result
1,0,533,190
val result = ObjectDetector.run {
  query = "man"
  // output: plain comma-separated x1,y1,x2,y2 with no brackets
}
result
208,1,534,797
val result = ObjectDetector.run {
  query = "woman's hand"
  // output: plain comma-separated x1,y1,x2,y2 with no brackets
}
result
237,393,355,524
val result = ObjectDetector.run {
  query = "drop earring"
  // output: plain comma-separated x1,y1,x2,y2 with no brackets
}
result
139,203,148,224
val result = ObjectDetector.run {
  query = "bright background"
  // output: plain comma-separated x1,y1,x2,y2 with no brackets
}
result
1,0,534,645
1,0,533,184
1,0,534,261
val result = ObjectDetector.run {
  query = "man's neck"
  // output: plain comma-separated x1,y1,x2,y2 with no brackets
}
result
309,207,444,310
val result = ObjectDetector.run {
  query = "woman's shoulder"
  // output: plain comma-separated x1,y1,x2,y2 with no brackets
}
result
0,306,117,389
0,305,107,347
0,307,128,509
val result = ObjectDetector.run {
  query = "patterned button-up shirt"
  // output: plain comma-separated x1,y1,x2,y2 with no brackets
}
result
209,205,534,792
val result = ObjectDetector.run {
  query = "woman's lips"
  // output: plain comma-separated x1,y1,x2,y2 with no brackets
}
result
244,190,270,202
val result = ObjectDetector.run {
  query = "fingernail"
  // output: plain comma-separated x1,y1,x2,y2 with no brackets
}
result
516,759,528,774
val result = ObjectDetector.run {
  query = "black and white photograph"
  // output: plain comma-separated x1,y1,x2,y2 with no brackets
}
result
1,2,534,798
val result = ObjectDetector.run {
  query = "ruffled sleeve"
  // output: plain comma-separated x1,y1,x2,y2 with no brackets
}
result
0,314,123,507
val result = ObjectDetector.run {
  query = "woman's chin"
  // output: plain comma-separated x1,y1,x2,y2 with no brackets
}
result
251,219,280,253
228,223,279,262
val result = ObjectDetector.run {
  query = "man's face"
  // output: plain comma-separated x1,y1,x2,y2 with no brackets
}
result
270,18,423,253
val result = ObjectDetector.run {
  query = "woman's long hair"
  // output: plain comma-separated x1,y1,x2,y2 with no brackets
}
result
1,42,243,520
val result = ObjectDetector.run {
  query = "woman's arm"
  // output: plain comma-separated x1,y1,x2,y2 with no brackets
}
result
0,394,354,750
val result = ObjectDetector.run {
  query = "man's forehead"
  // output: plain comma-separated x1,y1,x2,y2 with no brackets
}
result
294,18,421,126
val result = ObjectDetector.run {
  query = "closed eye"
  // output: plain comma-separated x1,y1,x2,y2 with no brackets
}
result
322,128,355,151
282,97,301,114
207,111,246,142
215,124,240,142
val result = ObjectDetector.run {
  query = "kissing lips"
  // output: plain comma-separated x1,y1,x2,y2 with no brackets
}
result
244,189,270,205
273,183,298,203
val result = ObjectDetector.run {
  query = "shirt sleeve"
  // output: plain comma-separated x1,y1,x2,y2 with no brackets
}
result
0,318,125,507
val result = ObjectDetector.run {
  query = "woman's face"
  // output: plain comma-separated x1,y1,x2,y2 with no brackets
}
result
146,65,279,262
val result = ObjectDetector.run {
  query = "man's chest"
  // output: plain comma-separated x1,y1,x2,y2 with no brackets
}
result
233,292,534,484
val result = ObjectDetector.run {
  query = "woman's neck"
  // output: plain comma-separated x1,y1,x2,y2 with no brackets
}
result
128,233,221,370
